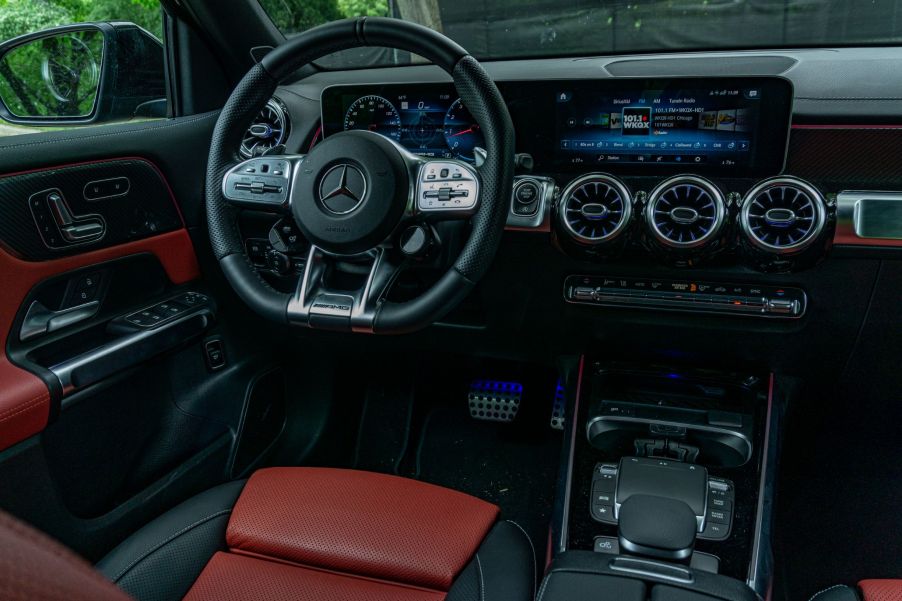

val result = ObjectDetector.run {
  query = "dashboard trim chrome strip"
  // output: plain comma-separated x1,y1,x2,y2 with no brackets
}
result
835,191,902,247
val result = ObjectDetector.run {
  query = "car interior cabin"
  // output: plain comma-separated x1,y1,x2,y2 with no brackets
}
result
0,1,900,600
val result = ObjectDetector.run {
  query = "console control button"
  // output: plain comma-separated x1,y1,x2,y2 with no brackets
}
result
708,479,731,492
591,504,614,521
594,536,620,555
708,497,733,512
593,490,614,505
700,521,730,541
707,508,731,524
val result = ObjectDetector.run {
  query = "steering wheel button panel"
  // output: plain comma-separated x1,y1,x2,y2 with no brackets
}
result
417,160,479,215
223,157,296,208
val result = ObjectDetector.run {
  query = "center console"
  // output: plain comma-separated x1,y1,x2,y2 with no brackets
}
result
547,359,779,600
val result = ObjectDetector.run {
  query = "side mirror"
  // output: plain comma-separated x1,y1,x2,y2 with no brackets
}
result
0,22,166,126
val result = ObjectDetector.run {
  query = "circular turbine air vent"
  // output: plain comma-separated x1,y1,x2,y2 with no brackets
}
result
740,177,826,253
240,98,290,158
558,174,632,245
645,176,726,249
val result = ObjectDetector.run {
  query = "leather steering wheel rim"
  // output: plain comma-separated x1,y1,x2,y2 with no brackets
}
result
205,17,515,334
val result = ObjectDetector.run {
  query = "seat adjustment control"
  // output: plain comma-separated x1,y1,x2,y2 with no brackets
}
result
30,189,106,248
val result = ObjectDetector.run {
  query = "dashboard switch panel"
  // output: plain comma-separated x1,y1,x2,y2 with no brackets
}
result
565,275,806,318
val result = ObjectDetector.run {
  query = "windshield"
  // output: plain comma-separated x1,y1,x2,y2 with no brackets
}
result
259,0,902,65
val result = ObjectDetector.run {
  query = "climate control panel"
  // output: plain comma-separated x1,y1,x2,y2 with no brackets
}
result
565,275,806,318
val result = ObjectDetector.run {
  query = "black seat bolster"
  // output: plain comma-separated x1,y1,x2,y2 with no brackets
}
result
809,585,862,601
447,520,536,601
96,480,246,601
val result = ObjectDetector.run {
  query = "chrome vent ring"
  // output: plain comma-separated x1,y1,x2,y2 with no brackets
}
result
558,174,632,245
645,175,726,249
240,98,290,158
740,177,826,253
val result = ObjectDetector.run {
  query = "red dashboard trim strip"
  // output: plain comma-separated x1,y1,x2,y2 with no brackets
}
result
792,124,902,130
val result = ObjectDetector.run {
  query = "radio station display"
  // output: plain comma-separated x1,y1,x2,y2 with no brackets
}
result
554,84,769,169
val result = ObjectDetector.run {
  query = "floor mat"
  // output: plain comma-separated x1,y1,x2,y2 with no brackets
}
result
352,377,414,474
407,405,562,572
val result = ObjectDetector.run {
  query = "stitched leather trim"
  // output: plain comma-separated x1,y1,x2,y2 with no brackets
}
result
111,509,231,582
505,520,536,599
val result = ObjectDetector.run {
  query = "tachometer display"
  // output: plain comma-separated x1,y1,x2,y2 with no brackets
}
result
443,98,483,162
343,95,402,141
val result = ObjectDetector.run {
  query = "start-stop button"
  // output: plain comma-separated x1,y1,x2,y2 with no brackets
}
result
515,181,539,204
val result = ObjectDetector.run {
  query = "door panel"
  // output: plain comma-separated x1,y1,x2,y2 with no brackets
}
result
0,114,290,559
0,230,199,450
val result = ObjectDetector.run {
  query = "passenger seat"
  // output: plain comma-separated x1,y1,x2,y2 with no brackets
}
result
811,580,902,601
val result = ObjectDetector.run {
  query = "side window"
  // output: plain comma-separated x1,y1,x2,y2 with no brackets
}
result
0,0,166,138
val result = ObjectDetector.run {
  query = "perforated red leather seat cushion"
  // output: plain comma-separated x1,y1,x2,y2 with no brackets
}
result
0,511,129,601
860,580,902,601
183,552,446,601
225,467,500,590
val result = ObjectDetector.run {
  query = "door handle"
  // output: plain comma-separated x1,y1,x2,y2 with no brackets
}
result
20,300,100,342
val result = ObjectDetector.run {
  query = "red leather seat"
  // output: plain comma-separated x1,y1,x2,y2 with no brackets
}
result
0,468,535,601
811,580,902,601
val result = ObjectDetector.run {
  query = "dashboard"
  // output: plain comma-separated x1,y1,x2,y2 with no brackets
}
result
321,77,793,176
240,49,902,338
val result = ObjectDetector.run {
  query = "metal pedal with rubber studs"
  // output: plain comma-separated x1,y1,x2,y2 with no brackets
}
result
468,380,522,423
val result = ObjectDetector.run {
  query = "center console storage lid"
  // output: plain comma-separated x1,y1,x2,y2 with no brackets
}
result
539,572,646,601
539,552,759,601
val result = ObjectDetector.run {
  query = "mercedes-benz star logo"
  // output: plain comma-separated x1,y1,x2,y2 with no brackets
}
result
318,164,367,215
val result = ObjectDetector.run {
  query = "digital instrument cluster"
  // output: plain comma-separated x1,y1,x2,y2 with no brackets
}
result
322,85,484,162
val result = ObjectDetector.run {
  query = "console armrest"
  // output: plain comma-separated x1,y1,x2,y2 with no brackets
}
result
538,571,645,601
540,552,760,601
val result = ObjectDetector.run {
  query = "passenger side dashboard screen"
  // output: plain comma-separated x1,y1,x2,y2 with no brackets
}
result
556,85,764,169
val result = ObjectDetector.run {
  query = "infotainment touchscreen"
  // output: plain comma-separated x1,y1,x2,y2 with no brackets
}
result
546,78,793,174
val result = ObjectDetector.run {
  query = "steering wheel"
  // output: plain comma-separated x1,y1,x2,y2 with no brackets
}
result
206,17,514,334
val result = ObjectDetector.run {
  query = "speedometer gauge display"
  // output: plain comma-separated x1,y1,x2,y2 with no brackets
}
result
343,95,402,141
443,99,484,162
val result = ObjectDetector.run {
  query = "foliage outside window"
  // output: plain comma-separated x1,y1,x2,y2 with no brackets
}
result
0,0,162,42
257,0,390,33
